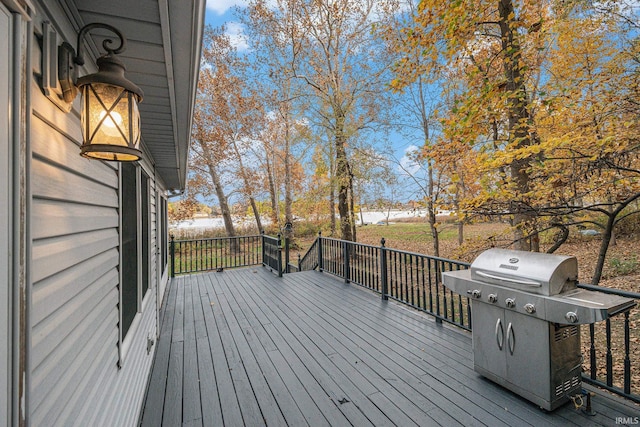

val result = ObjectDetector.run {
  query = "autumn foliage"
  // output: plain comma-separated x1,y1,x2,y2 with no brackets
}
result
184,0,638,285
391,0,639,284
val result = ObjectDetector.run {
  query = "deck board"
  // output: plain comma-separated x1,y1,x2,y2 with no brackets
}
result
286,273,557,426
141,268,640,426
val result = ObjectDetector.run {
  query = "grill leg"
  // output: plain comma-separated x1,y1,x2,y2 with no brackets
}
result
582,390,596,416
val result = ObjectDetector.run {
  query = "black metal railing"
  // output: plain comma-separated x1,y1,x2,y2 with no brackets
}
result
170,235,262,276
295,233,639,403
576,284,640,403
304,235,472,330
171,231,638,403
262,234,283,277
297,237,319,272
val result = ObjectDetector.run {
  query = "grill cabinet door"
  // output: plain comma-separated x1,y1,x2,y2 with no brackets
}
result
504,311,550,400
471,302,506,379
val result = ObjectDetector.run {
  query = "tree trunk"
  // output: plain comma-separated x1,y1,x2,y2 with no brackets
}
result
528,218,540,251
329,188,336,235
592,213,616,285
265,148,278,225
349,170,357,241
249,196,263,234
231,139,262,233
498,0,537,251
546,224,569,254
335,112,353,241
206,160,235,237
591,195,640,284
336,144,353,241
284,120,293,229
329,145,337,236
427,159,439,257
428,212,439,257
608,199,617,246
454,190,464,245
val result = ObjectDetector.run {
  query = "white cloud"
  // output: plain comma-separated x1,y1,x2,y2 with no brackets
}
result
399,145,422,176
206,0,246,15
225,21,250,51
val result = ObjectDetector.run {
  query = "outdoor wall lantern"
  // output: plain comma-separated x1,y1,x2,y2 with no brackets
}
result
58,23,144,161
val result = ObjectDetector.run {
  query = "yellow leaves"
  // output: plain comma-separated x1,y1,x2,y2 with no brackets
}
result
390,0,640,235
389,78,403,91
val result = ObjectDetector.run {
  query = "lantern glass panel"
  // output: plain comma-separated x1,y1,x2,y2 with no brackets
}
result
80,83,141,161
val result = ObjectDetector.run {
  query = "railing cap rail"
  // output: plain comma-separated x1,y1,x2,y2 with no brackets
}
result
319,236,381,252
262,234,281,243
172,235,262,243
319,236,471,267
577,283,640,300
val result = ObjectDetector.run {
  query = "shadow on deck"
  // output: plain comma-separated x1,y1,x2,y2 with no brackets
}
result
140,268,639,426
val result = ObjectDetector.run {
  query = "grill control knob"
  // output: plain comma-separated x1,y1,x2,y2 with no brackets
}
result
565,312,579,324
505,298,516,309
488,294,498,303
467,289,481,299
524,303,536,314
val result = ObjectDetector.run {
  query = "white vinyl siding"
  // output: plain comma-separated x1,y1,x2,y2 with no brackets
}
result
28,8,159,425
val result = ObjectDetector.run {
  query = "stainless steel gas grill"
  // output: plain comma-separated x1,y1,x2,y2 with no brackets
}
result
442,248,636,411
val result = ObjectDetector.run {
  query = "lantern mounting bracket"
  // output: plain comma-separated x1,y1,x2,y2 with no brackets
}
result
57,23,129,104
73,23,127,66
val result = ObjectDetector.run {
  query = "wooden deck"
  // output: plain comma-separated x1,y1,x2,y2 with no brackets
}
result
140,268,639,426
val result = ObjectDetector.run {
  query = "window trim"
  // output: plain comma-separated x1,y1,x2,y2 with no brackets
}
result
117,162,157,366
118,163,143,365
159,194,168,274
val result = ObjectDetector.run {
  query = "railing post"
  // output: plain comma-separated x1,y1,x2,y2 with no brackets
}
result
261,230,265,267
624,311,631,395
317,231,324,272
343,240,350,283
606,319,613,386
277,234,283,277
589,324,596,379
170,234,175,278
285,236,290,274
380,238,388,300
435,260,443,324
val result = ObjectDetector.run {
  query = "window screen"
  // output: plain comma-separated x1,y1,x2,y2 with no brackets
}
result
121,163,138,337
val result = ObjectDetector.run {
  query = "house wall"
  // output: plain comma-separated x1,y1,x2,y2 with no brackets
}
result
24,3,167,425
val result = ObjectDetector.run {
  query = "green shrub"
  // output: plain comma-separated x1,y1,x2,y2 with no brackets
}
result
608,255,639,276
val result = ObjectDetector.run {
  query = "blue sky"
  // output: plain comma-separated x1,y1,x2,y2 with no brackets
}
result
205,0,249,47
202,0,427,201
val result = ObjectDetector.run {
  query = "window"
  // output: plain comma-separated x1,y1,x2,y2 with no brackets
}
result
141,171,149,297
160,196,168,270
121,163,138,338
120,165,154,346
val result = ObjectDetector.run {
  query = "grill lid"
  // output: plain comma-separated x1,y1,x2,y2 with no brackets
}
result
470,249,578,296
